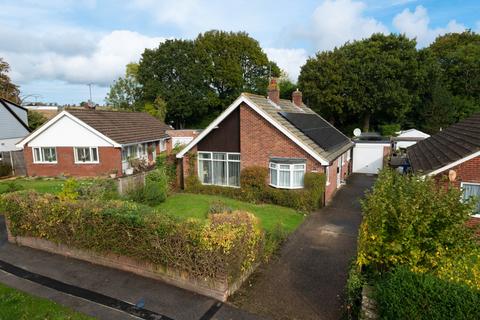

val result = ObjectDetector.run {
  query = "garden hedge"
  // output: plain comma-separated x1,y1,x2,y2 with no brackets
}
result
185,166,326,212
1,191,264,282
375,267,480,319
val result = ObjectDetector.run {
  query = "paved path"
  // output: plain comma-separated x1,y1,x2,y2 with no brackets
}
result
0,216,262,320
231,174,376,320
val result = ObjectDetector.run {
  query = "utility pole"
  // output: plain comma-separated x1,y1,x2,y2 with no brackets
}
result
87,83,93,103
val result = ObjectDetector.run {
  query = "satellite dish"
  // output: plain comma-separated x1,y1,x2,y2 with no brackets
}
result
353,128,362,137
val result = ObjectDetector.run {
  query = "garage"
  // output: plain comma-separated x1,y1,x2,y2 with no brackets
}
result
352,141,390,174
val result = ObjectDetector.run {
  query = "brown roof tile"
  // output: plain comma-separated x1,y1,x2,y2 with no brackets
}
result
66,109,171,145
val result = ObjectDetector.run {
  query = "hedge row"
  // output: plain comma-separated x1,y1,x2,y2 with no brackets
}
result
375,267,480,319
185,166,326,212
1,191,264,282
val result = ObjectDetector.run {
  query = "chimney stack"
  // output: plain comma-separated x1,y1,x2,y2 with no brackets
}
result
267,78,280,104
292,88,302,107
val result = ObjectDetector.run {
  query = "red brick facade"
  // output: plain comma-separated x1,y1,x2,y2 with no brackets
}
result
182,102,351,204
434,156,480,226
24,145,123,177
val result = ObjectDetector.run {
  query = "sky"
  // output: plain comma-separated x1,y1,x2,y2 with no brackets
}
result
1,0,479,104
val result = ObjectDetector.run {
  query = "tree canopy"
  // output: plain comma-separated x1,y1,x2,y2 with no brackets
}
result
0,58,20,103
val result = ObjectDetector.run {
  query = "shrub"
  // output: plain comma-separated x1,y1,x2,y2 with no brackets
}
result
379,123,401,137
344,262,365,319
0,163,12,177
143,169,168,205
263,222,288,261
186,167,326,212
375,267,480,319
0,191,264,282
76,179,118,200
58,178,79,201
357,169,477,275
208,200,232,215
156,151,179,191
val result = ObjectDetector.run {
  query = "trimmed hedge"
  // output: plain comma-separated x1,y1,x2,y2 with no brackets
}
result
375,267,480,319
186,166,325,212
1,191,264,282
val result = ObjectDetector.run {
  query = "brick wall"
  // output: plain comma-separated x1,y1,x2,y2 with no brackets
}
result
435,156,480,226
24,145,122,177
324,154,351,204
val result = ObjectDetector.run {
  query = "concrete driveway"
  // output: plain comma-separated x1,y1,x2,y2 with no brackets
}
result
231,173,376,320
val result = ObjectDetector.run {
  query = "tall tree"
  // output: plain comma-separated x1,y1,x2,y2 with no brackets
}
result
0,58,20,103
427,30,480,118
105,63,142,111
137,39,210,128
195,30,279,114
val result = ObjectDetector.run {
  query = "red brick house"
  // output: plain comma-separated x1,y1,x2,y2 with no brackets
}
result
176,80,354,204
16,109,171,177
407,113,480,226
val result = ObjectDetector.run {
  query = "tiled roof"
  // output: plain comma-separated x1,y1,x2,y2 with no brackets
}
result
67,109,171,145
242,93,353,163
407,113,480,174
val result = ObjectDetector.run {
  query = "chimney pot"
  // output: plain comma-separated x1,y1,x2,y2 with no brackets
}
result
292,88,302,107
267,78,280,104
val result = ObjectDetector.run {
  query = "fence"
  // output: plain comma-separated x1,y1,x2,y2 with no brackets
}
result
116,171,147,195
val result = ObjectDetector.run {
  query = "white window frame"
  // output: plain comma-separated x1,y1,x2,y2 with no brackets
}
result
160,139,167,152
325,165,330,186
269,161,306,189
74,147,99,164
460,182,480,218
32,147,57,164
197,151,241,188
346,149,351,162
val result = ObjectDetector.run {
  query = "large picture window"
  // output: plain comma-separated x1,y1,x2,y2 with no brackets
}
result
461,182,480,217
33,147,57,163
198,152,240,187
74,147,99,163
269,160,306,189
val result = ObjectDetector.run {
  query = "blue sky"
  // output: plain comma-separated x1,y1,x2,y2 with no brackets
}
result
1,0,479,104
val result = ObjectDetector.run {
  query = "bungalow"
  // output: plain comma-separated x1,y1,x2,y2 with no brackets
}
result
176,79,354,203
407,113,480,224
16,109,171,177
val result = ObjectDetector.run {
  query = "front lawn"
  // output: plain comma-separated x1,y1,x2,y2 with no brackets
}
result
0,283,93,320
0,178,65,194
156,193,304,233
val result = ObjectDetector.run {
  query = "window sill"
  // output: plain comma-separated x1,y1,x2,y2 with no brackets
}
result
472,214,480,219
74,162,100,165
33,162,57,164
269,183,304,190
200,182,241,189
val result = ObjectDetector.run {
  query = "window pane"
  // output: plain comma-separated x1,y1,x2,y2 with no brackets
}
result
279,170,290,187
269,163,277,169
92,148,98,161
199,153,211,159
270,168,278,185
293,164,305,170
463,184,480,214
213,152,226,160
292,170,305,188
228,161,240,187
228,154,240,161
34,148,41,162
122,148,128,160
213,160,227,185
198,159,212,184
279,164,290,170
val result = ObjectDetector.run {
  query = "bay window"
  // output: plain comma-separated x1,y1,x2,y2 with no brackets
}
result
269,159,306,189
74,147,99,163
33,147,57,163
461,182,480,217
198,152,240,187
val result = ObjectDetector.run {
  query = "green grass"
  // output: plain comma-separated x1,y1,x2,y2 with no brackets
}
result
0,178,66,194
156,193,304,233
0,283,93,320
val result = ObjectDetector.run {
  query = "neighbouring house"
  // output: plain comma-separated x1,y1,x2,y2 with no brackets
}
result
0,98,30,175
166,129,201,153
352,132,391,174
392,128,430,150
407,113,480,225
16,109,171,177
176,80,354,204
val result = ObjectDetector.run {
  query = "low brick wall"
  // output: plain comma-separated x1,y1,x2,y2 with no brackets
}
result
5,218,254,301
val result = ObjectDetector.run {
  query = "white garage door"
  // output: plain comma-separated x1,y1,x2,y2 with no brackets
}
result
352,143,388,174
172,136,193,147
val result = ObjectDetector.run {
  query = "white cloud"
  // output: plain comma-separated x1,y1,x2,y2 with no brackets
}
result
264,48,308,82
308,0,389,51
1,30,165,86
393,5,466,47
133,0,201,25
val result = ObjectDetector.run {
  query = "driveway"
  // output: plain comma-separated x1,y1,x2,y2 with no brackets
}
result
231,173,376,320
